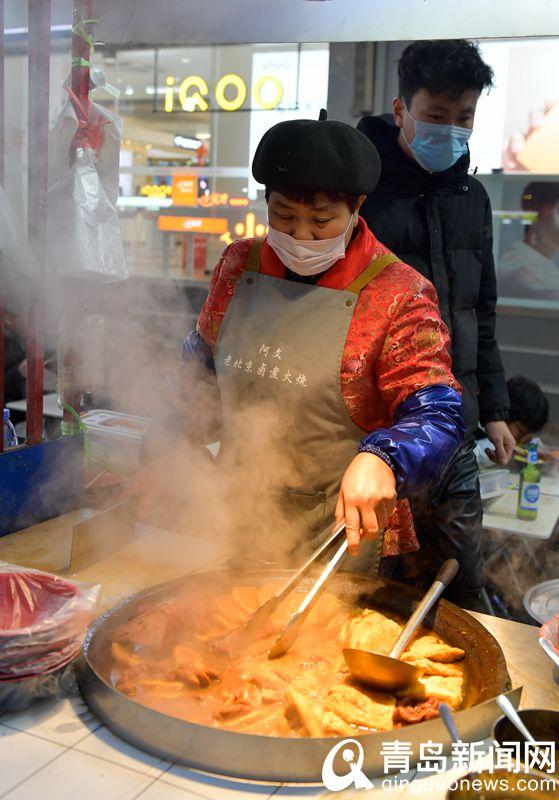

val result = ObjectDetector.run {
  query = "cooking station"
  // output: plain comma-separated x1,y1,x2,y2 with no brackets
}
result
0,522,557,800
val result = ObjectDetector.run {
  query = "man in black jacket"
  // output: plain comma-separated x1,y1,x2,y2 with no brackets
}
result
358,39,514,608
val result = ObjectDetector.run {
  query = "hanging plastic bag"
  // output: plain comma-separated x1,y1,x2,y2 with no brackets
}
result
48,67,123,205
46,67,127,281
47,146,127,281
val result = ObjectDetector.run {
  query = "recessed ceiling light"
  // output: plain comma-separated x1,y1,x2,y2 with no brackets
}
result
181,57,191,64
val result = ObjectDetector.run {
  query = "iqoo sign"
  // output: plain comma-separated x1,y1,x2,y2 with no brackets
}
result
164,73,284,113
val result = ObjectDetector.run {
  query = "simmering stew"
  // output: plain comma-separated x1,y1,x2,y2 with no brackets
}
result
108,583,466,737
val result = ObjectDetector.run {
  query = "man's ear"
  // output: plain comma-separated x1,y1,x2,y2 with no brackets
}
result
393,96,405,129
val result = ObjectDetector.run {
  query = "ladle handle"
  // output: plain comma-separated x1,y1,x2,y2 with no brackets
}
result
438,703,460,744
497,695,536,744
390,558,459,660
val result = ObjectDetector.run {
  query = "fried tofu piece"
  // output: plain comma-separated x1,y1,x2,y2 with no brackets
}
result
306,593,345,627
396,675,464,710
257,583,279,606
339,609,403,656
239,660,289,692
321,710,356,737
325,684,396,732
195,585,263,640
230,585,260,617
212,597,248,628
284,688,327,737
284,688,354,737
400,653,463,678
406,634,465,663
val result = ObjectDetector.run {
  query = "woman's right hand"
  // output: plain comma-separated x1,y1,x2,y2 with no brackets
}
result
335,452,396,556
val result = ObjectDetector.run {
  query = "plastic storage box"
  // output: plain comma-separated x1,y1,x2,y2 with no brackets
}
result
81,410,150,474
479,468,510,501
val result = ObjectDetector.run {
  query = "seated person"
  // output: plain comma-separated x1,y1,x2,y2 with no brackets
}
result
498,182,559,301
474,375,549,469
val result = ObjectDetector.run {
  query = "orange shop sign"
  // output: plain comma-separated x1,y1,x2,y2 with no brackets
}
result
197,192,250,209
158,216,229,234
171,174,198,206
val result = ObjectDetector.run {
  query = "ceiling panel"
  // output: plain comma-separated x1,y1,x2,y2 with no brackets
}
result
92,0,559,45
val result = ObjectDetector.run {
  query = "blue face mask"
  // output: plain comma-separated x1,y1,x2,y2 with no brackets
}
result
403,108,472,172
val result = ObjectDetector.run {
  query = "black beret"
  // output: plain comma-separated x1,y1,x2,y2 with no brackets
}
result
252,110,381,196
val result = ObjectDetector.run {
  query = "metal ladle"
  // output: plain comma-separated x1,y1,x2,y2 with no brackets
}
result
439,702,461,744
496,694,536,743
343,558,459,692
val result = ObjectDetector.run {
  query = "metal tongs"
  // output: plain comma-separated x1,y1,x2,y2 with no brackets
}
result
230,521,349,659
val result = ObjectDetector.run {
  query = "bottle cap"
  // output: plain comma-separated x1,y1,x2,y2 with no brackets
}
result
3,408,10,422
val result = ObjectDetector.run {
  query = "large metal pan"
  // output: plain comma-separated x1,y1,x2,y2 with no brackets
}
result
78,569,518,783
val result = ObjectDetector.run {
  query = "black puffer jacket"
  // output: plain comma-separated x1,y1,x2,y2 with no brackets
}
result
358,114,509,439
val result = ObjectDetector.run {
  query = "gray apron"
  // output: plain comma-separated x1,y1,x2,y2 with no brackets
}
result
214,240,398,573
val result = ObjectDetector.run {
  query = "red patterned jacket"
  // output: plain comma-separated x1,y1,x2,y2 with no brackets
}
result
197,218,460,556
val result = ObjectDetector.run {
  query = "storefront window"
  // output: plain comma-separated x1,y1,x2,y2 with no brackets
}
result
90,43,330,279
469,38,559,306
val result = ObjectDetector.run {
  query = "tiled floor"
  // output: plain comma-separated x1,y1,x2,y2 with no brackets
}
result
0,693,284,800
0,724,65,795
2,749,154,800
74,726,172,778
1,695,100,747
162,764,282,799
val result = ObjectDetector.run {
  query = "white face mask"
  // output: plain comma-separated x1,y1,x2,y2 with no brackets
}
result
266,214,355,276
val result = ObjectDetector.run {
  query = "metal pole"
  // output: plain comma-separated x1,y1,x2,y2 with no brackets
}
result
26,0,51,444
0,0,5,447
0,0,5,186
0,302,4,454
71,0,91,103
59,0,92,434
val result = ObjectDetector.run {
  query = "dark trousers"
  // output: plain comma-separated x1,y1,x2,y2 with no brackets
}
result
380,443,485,609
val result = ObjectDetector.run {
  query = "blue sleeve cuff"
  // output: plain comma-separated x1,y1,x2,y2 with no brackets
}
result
181,329,215,373
358,385,465,498
358,444,397,475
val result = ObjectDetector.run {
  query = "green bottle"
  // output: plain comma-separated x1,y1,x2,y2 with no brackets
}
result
516,442,541,520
